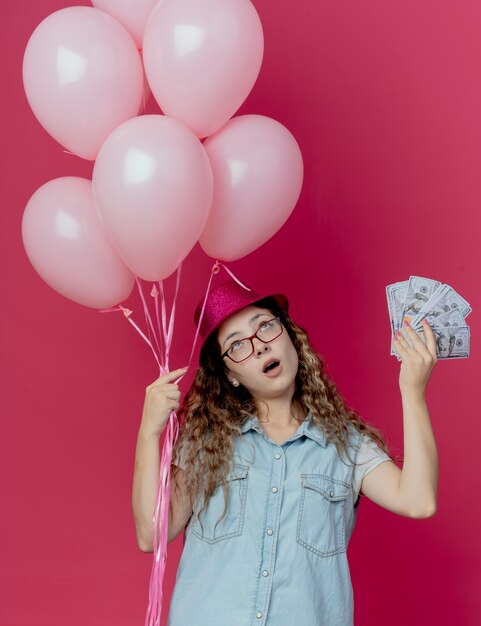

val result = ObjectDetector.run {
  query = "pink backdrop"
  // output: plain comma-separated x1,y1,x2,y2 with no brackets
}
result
1,1,479,624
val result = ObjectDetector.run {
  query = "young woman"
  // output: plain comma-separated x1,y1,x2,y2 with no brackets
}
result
132,280,439,626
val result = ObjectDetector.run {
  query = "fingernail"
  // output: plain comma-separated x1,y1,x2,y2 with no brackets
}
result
403,320,410,327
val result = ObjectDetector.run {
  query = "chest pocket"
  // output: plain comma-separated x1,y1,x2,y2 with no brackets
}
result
191,464,249,544
296,474,350,557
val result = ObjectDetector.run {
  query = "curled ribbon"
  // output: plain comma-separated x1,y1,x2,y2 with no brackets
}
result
99,260,252,625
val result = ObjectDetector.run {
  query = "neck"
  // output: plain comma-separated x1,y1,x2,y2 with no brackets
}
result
254,388,305,427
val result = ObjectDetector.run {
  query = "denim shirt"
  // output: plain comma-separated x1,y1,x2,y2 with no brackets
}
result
167,411,365,626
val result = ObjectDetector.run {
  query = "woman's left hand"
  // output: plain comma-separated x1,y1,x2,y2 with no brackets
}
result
393,319,438,398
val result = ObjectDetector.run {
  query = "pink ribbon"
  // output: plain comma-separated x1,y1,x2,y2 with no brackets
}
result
99,259,251,625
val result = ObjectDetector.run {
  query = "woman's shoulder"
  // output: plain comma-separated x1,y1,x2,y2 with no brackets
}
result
343,421,366,450
357,433,391,461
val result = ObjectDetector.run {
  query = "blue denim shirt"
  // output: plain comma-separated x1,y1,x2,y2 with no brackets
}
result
167,411,365,626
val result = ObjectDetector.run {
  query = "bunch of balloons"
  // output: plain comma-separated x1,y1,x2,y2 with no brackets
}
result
21,0,304,310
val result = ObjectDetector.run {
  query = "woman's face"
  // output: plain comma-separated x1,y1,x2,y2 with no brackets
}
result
216,305,299,400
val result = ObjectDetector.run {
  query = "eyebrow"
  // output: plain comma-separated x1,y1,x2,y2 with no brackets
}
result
221,313,271,349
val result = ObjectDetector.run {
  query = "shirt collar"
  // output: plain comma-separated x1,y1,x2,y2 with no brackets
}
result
239,409,327,447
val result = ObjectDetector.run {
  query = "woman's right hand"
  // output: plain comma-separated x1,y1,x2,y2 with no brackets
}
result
139,366,189,439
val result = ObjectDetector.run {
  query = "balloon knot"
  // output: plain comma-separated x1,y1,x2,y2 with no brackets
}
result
119,305,133,318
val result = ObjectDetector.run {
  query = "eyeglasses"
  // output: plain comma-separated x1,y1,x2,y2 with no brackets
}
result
221,317,284,363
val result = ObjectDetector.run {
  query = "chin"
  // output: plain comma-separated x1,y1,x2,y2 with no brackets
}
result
263,370,297,393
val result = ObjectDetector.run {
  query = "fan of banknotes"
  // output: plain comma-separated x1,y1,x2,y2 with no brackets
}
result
386,276,471,360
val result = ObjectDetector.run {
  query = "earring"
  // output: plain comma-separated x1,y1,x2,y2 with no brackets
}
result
231,379,239,387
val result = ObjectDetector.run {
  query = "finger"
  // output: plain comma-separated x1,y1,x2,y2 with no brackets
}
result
392,333,408,358
155,366,189,384
403,321,431,356
156,383,181,391
147,383,179,394
395,330,414,353
421,319,438,359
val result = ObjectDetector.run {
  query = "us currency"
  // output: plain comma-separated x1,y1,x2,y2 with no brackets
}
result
386,280,409,355
393,324,470,361
432,325,470,359
387,276,472,361
412,305,465,330
386,281,409,330
411,284,472,328
400,276,441,326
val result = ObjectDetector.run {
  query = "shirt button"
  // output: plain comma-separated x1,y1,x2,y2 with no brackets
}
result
271,486,278,493
275,453,281,459
266,529,273,535
256,611,263,619
262,570,269,576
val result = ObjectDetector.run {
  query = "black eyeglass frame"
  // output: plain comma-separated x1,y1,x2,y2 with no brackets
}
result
221,317,284,363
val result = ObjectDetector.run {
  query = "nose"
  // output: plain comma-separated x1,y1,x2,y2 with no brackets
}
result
253,338,270,357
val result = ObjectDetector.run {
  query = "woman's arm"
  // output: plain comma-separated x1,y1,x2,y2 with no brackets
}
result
132,427,193,551
132,428,162,551
131,366,189,551
359,319,439,518
360,394,438,517
398,391,438,513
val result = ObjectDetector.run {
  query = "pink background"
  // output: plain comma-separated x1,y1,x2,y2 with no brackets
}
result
1,1,479,624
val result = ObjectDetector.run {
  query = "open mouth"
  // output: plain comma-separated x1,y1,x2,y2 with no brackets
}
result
263,359,280,373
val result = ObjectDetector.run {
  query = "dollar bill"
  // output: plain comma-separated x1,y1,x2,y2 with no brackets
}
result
413,305,465,329
411,284,472,328
392,324,470,360
400,276,441,326
432,325,470,359
386,280,409,355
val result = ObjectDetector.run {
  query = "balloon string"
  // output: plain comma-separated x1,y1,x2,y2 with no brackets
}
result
136,277,163,363
145,261,222,626
165,263,182,369
150,283,165,371
184,261,218,366
145,265,185,626
98,304,162,371
216,261,252,290
158,281,169,363
101,260,247,626
145,413,180,625
140,268,184,625
99,261,244,370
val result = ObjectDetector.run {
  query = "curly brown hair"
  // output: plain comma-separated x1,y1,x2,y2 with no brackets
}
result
170,297,401,533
